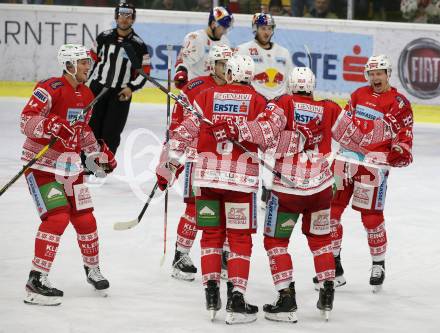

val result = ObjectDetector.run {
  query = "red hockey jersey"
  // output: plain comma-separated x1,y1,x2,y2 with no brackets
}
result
20,76,98,175
270,94,342,195
170,83,285,193
334,85,413,169
171,75,217,161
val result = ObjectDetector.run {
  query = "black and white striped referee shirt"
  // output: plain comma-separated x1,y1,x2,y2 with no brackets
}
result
89,28,151,91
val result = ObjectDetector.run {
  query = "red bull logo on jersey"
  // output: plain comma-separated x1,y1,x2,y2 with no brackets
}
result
254,68,284,88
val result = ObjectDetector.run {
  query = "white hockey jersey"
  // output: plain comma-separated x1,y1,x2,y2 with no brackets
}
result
176,29,230,80
237,40,293,100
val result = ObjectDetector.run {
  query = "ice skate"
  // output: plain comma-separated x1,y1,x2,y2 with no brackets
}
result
24,270,63,306
205,280,221,321
85,266,109,296
225,290,258,325
317,280,334,321
263,282,298,323
220,250,229,280
171,247,197,281
370,261,385,293
313,253,346,291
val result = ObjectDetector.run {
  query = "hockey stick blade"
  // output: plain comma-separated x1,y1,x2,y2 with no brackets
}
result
113,182,159,231
113,218,140,231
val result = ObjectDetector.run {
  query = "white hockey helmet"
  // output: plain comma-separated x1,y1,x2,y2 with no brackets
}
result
288,67,316,94
208,44,233,75
57,44,91,76
364,54,392,81
225,54,255,84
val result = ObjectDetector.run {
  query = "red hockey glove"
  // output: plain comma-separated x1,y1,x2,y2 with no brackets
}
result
208,120,239,143
43,115,79,150
174,70,188,89
387,128,413,167
156,160,184,191
297,118,323,150
95,140,117,174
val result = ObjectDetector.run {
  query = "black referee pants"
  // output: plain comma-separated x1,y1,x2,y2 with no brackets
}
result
89,81,131,154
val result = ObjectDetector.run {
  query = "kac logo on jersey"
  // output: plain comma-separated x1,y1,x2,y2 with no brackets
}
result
213,92,251,115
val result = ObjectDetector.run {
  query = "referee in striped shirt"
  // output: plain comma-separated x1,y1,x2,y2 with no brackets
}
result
88,2,151,156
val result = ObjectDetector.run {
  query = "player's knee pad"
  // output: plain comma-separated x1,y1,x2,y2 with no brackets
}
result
228,232,252,257
200,228,225,249
263,235,289,251
39,212,70,235
361,212,384,230
70,211,97,235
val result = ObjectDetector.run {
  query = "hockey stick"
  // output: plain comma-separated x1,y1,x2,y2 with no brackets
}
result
159,45,173,266
113,182,160,230
304,44,313,69
121,43,297,188
0,87,109,197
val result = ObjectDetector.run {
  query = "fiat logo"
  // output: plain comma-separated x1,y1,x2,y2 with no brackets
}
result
398,38,440,99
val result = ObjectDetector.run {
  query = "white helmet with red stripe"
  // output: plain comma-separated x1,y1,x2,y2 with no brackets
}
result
57,44,91,76
364,54,392,81
288,67,316,94
208,44,233,75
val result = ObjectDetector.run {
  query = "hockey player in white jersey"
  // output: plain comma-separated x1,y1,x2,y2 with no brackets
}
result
236,13,293,100
236,13,293,208
174,6,233,89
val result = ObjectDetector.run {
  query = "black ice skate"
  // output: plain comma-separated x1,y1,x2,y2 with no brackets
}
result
313,253,346,290
24,270,63,306
205,280,221,321
221,250,229,280
370,261,385,293
263,282,298,323
317,280,335,321
171,247,197,281
225,290,258,325
85,266,109,296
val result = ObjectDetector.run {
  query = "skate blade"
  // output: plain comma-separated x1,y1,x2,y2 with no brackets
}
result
220,269,228,280
225,312,257,325
171,268,195,281
24,291,61,306
210,309,217,321
94,289,109,297
372,284,383,293
320,309,331,321
264,311,298,323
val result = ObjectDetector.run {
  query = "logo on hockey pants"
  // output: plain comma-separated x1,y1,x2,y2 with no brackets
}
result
40,182,68,211
196,200,220,227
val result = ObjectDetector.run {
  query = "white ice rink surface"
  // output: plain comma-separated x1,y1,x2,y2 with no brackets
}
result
0,97,439,333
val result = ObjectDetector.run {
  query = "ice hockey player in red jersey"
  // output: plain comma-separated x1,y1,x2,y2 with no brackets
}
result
156,44,233,281
20,44,116,306
260,67,341,322
330,54,414,292
163,54,287,324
